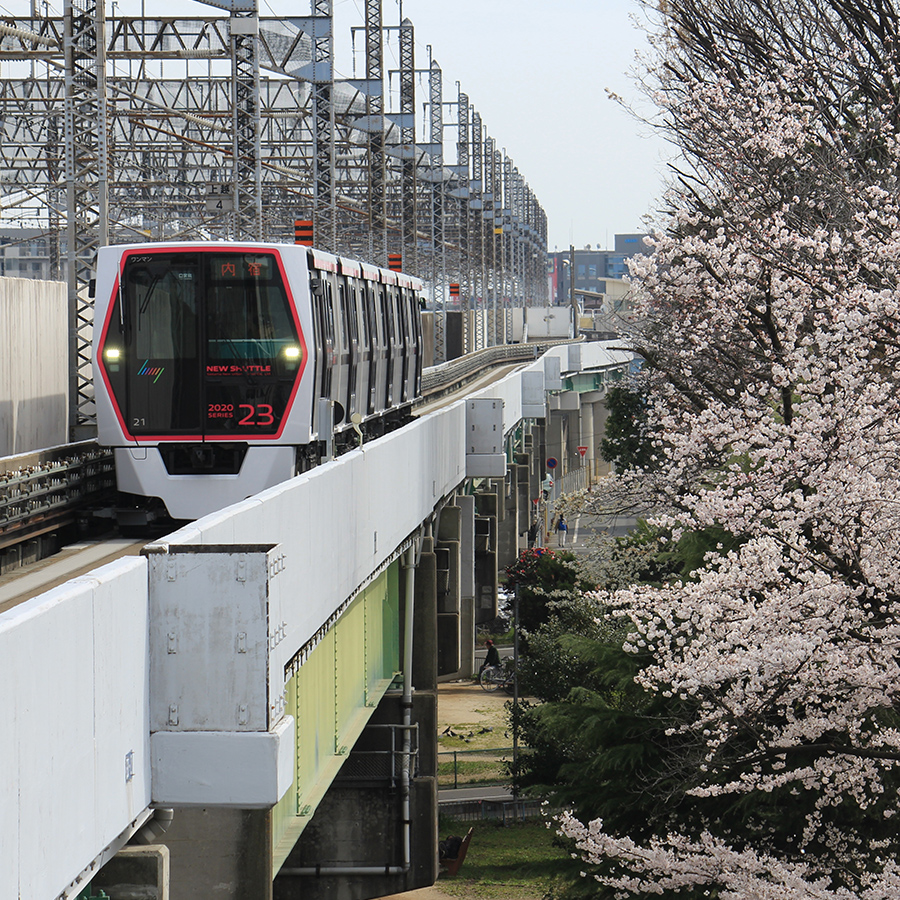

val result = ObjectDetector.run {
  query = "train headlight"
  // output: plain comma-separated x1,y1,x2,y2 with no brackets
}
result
283,346,301,360
105,347,122,361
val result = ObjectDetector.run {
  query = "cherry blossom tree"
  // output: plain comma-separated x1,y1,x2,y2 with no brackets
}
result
558,1,900,896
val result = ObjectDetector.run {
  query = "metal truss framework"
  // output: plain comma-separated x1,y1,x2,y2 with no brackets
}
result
0,1,548,433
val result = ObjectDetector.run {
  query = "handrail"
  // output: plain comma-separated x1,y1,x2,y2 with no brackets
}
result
421,338,576,397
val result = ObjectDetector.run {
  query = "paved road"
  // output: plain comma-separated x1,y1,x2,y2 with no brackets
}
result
543,512,638,552
439,785,514,804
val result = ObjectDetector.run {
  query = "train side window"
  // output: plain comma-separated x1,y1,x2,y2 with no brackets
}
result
314,277,334,400
365,284,378,348
391,287,402,345
338,280,349,346
379,286,391,343
324,281,335,342
409,292,422,345
347,282,359,345
398,287,409,344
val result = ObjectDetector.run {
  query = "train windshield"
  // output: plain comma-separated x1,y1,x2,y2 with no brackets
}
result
101,250,303,438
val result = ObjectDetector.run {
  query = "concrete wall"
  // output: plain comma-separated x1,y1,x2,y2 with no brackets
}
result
526,306,571,339
0,276,68,456
0,558,151,900
159,404,468,661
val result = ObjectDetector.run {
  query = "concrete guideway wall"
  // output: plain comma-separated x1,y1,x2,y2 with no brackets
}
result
0,276,68,456
0,557,151,900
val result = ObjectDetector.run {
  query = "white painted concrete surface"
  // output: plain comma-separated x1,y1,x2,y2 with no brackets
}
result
0,277,68,456
0,558,150,900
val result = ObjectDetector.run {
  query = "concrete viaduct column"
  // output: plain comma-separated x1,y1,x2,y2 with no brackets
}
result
578,390,607,482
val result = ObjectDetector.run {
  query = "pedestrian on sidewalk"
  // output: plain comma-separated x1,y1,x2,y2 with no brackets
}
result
556,514,568,546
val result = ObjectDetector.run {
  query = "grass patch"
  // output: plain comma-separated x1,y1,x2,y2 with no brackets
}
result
437,815,572,900
438,721,509,752
437,748,513,787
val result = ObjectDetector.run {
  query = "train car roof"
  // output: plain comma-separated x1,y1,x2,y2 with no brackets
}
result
360,261,381,281
309,247,339,272
338,256,362,278
100,242,423,292
103,240,294,252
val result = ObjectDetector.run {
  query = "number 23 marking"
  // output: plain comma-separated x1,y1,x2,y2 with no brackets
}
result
238,403,274,427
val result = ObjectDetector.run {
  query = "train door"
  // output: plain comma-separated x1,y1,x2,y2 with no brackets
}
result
309,271,334,438
352,279,372,419
363,281,379,415
327,273,347,422
378,284,394,408
409,290,423,396
338,277,357,420
388,285,404,407
398,287,411,403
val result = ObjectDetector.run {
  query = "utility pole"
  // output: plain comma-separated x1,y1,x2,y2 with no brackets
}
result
569,243,577,337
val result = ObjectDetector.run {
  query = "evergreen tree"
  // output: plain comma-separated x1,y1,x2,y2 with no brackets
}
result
600,383,656,472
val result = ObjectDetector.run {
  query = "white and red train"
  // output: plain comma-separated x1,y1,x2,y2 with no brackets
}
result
92,241,424,521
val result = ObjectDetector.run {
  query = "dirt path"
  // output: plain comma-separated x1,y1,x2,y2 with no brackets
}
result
435,678,510,731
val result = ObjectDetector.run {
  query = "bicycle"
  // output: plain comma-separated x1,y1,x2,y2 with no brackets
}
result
479,659,516,695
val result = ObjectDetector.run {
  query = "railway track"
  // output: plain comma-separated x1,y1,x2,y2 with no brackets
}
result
0,442,115,558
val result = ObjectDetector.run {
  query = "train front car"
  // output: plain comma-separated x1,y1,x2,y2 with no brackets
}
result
93,242,313,521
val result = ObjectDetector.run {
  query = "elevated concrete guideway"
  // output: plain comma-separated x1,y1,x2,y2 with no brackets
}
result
0,341,634,900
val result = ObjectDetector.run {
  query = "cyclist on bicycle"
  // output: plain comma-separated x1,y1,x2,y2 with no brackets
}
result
479,639,501,674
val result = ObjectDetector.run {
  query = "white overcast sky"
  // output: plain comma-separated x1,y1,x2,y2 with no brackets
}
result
335,0,674,251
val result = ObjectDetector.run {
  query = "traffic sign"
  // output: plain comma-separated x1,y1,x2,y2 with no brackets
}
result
577,446,587,458
546,457,558,469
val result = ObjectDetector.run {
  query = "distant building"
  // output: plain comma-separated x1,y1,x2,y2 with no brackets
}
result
549,234,648,307
0,229,56,280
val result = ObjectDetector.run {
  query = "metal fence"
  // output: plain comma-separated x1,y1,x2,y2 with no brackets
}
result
438,746,514,789
439,797,549,824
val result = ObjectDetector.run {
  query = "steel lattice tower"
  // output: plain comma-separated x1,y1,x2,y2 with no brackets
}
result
428,57,445,365
311,0,335,251
229,5,263,241
364,0,385,264
470,110,484,351
456,90,470,354
398,17,416,275
64,0,108,437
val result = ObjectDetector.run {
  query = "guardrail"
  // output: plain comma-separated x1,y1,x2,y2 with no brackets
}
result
421,338,576,398
438,746,517,789
439,798,548,824
0,442,115,551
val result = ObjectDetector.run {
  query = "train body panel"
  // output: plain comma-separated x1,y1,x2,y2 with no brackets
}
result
113,445,297,520
92,241,423,520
